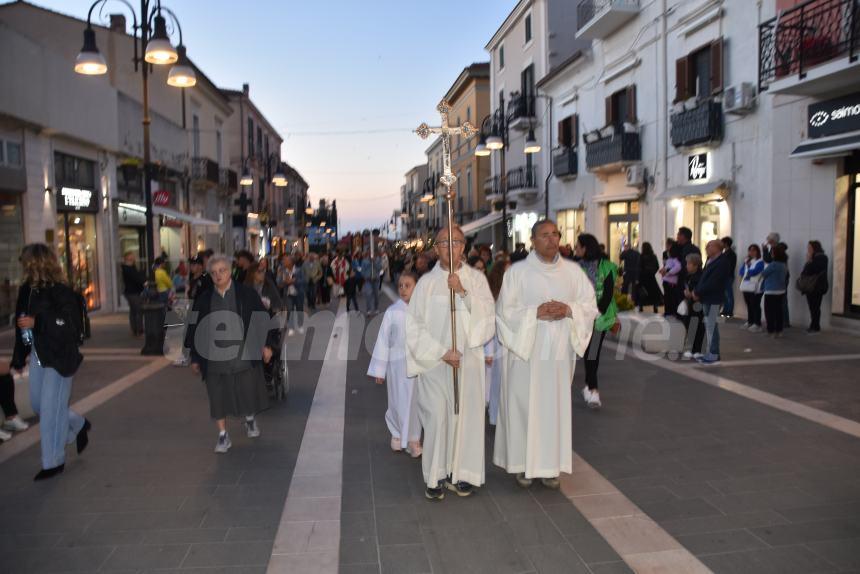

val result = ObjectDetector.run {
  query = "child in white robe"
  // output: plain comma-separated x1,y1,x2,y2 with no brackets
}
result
368,272,422,457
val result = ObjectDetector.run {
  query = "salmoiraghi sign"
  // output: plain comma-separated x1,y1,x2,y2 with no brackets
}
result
808,91,860,139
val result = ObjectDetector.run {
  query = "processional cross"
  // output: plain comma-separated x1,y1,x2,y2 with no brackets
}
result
415,100,477,415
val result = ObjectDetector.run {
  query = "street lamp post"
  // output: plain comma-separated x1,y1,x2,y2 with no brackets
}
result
75,0,196,355
477,108,509,252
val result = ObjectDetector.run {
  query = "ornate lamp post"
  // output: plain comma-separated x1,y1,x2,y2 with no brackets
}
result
476,108,509,251
75,0,196,355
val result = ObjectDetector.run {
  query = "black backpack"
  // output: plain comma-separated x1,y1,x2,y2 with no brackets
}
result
75,291,92,345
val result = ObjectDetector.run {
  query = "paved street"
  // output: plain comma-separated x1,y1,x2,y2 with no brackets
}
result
2,300,860,573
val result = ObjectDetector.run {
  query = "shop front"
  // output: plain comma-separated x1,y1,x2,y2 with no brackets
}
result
557,208,584,249
54,152,100,310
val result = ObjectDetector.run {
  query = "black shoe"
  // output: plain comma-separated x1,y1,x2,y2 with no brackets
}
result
76,419,91,455
34,464,64,481
425,485,445,501
444,478,474,497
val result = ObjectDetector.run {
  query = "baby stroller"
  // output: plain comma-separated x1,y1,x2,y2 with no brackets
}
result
263,314,290,401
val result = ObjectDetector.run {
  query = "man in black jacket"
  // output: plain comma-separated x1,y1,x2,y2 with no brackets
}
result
121,251,146,336
692,240,732,365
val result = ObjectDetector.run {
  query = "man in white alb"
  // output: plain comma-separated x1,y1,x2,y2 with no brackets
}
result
406,225,495,500
494,220,598,488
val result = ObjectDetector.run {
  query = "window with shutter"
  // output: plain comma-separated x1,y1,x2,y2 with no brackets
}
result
605,97,614,128
710,37,724,94
626,85,637,123
675,58,689,103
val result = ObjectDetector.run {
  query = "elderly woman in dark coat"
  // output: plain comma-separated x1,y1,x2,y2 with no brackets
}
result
185,255,279,453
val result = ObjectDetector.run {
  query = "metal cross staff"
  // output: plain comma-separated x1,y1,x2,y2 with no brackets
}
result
415,100,477,415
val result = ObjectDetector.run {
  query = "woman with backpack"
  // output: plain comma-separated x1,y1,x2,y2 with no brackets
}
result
10,243,90,481
798,240,829,334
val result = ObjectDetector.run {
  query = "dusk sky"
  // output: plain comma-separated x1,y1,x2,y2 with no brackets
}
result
34,0,518,233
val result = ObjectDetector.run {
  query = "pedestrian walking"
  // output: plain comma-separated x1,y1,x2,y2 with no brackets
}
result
368,271,422,457
693,240,733,364
185,255,277,454
277,254,304,335
660,242,683,316
739,245,765,332
186,255,213,300
319,253,333,305
406,226,495,501
495,221,598,489
681,253,705,360
575,233,617,409
331,251,349,297
233,250,255,284
798,241,829,334
721,237,737,318
303,253,322,311
10,244,89,480
121,251,146,336
637,242,662,313
344,269,361,312
246,262,283,314
761,245,788,338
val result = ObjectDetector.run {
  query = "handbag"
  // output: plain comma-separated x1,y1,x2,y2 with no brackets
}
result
796,272,823,294
677,299,689,317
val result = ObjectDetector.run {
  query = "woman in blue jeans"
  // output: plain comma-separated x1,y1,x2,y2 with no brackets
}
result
10,244,90,481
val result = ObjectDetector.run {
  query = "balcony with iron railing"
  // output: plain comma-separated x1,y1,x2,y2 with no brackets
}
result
219,168,238,193
483,175,503,204
670,99,724,149
577,0,640,40
506,166,539,202
584,130,641,173
759,0,859,95
192,157,219,185
553,147,579,180
507,92,537,131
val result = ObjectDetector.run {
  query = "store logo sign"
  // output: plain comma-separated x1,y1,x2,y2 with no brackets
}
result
808,92,860,138
153,190,171,206
688,153,709,183
59,187,97,212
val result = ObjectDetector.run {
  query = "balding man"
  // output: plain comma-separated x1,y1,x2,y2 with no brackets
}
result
406,225,495,501
494,220,598,489
692,240,732,365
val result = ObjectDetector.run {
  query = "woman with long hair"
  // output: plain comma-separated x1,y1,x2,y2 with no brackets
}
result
575,234,618,409
10,244,89,480
798,240,828,333
637,242,662,313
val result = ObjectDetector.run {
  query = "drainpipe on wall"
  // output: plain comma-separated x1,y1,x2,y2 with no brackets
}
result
660,0,669,242
542,92,554,219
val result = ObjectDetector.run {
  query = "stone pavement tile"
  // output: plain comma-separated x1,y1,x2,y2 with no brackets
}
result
0,533,62,552
565,532,622,565
379,544,432,574
807,538,860,570
342,481,374,512
618,485,678,505
143,568,267,574
559,469,619,497
704,488,829,514
660,510,789,537
340,535,380,565
200,505,284,529
590,514,681,556
637,498,723,522
415,490,505,530
522,544,590,574
778,500,860,523
0,512,97,535
3,546,114,573
142,528,227,544
181,490,286,511
709,472,809,495
340,564,382,574
102,543,191,570
272,520,339,554
571,492,639,520
664,481,722,500
542,503,598,537
278,495,341,522
422,521,534,574
504,513,566,547
341,511,376,541
377,518,423,545
675,528,769,556
375,503,419,523
700,544,839,574
267,551,338,573
749,516,860,546
589,561,635,574
224,525,277,542
55,529,144,547
287,473,342,498
624,549,713,574
237,468,296,485
181,540,272,567
47,494,186,514
490,491,547,518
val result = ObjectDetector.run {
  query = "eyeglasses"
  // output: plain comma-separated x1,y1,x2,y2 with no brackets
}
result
437,240,464,247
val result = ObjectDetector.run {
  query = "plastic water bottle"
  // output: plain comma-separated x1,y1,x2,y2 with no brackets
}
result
19,313,33,346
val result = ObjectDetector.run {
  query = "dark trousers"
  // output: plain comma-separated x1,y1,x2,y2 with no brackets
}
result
722,279,735,316
321,281,331,304
125,293,144,335
743,292,763,326
346,293,359,311
663,283,681,316
683,306,706,355
0,372,18,417
765,293,785,333
306,280,317,309
584,330,607,390
806,292,823,331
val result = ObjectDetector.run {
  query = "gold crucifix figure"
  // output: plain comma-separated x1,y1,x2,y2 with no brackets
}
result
415,100,477,415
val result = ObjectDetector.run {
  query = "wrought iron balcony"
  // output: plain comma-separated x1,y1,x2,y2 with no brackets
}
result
507,166,539,202
219,168,238,193
670,99,723,149
759,0,859,94
584,131,641,172
192,157,219,184
553,147,578,180
577,0,640,40
507,93,536,131
483,175,502,203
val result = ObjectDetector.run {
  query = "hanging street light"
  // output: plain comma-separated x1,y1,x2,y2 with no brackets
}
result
74,27,107,75
144,13,178,64
166,44,196,87
524,128,541,154
240,165,253,186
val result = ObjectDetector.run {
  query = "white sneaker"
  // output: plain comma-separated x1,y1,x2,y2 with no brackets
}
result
2,417,29,432
0,428,12,441
245,419,260,439
214,432,232,453
287,329,296,337
748,325,762,333
693,353,703,359
582,386,593,404
682,351,694,359
298,327,305,335
740,322,750,330
587,390,602,410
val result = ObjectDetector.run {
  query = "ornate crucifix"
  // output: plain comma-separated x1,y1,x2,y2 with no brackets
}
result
415,100,477,414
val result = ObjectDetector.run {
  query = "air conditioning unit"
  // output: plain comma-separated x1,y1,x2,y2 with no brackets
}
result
724,83,756,115
625,164,646,188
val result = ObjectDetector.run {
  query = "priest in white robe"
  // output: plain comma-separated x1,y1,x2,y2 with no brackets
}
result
406,225,495,500
494,220,598,489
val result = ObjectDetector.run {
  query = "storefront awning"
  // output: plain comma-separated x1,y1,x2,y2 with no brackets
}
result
790,131,860,159
461,211,502,236
152,206,221,229
656,180,732,201
591,190,642,204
